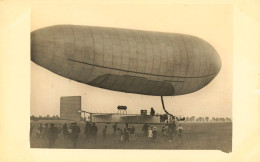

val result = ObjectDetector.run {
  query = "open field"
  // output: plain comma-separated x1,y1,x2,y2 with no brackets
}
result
30,121,232,153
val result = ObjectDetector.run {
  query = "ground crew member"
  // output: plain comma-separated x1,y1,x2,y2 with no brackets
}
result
84,122,91,142
130,126,135,142
71,122,80,148
176,124,183,144
150,107,155,115
117,128,124,142
152,127,157,141
91,123,98,143
142,124,148,136
148,127,153,140
112,123,117,136
161,125,166,136
48,123,58,148
172,120,177,136
43,123,49,139
38,123,43,138
124,127,130,142
62,124,68,139
162,125,168,142
102,125,107,139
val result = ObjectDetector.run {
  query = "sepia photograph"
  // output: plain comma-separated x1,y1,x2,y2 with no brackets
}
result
2,0,260,161
30,3,233,152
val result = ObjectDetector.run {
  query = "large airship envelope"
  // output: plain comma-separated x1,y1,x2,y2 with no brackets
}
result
31,25,221,96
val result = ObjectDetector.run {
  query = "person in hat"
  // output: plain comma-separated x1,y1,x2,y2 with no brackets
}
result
67,124,72,140
142,124,149,136
62,123,68,139
161,125,168,142
172,120,177,137
130,126,135,142
150,107,155,116
91,123,98,143
117,128,124,142
112,123,117,136
148,126,153,140
84,122,91,142
43,123,49,139
124,127,130,142
38,123,43,138
176,124,183,144
48,123,58,148
161,125,166,136
102,125,107,139
71,122,80,148
57,124,63,137
152,127,157,141
168,121,176,142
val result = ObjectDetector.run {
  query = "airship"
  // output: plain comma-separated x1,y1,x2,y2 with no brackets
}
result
31,25,221,97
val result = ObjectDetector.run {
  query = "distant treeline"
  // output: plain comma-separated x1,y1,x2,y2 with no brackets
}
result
185,116,232,122
30,115,60,120
31,115,232,122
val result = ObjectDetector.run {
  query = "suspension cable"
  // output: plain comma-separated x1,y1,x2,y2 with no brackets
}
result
160,96,174,118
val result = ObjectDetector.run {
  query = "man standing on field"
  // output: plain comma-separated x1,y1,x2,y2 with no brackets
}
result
112,123,117,136
176,124,183,144
91,123,98,143
102,125,107,139
71,122,80,148
48,123,58,148
84,122,91,142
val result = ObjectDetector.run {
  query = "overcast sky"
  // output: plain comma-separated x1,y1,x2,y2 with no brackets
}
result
31,4,233,118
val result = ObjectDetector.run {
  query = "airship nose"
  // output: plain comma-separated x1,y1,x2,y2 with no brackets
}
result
31,27,54,67
31,26,65,74
31,31,40,63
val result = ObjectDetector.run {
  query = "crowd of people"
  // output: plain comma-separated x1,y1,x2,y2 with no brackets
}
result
30,121,184,148
116,123,136,142
142,122,183,143
83,122,98,143
30,122,81,148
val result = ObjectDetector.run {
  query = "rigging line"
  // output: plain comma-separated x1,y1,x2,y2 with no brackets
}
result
161,96,174,117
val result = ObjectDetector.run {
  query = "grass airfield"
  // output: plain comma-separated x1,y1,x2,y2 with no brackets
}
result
30,121,232,153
